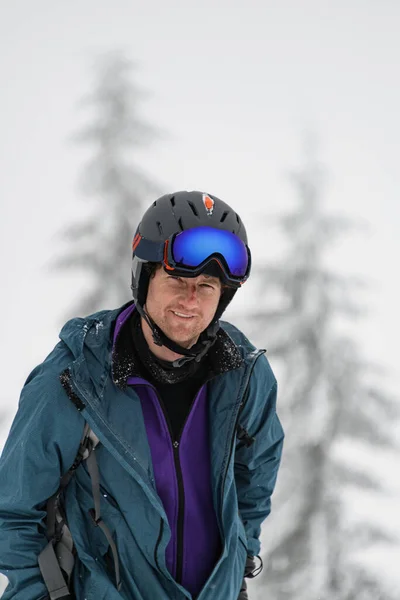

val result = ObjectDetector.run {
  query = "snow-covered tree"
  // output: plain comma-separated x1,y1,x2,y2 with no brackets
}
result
54,52,160,315
241,146,398,600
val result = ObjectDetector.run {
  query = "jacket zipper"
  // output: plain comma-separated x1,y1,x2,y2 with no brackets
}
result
219,351,266,534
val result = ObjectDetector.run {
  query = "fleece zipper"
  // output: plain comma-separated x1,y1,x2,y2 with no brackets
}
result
135,383,197,584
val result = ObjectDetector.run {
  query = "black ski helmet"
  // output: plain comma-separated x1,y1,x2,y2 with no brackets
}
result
131,190,250,365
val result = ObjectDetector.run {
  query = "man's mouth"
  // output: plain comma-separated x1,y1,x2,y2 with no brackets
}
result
172,311,194,319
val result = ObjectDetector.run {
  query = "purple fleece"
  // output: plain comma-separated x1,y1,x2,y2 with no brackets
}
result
113,305,221,597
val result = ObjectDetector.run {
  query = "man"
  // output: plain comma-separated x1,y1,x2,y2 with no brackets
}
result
0,191,284,600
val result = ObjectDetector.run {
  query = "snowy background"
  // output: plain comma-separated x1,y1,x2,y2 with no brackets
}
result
1,1,399,598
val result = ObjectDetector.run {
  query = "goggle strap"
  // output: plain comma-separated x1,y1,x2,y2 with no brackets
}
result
134,237,164,262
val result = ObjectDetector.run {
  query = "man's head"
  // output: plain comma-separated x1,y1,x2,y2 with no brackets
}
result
131,191,251,365
145,266,222,354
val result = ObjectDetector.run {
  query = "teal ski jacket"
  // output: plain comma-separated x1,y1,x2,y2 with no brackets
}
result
0,305,284,600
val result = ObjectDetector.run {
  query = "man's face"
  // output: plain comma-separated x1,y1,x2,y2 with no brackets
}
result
145,267,222,349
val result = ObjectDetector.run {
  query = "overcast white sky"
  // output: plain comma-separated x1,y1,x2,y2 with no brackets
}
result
0,0,399,592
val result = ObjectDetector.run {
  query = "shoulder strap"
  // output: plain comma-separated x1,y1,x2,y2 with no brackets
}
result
38,423,93,599
85,439,121,590
38,424,121,599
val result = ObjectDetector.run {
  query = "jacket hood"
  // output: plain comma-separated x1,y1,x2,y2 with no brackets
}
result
58,305,126,399
59,308,118,357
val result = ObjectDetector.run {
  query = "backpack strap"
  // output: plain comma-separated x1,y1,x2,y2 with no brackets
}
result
86,443,121,590
38,541,72,600
38,423,121,598
38,423,94,599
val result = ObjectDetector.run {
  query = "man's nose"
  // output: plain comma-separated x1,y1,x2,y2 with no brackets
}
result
178,284,199,306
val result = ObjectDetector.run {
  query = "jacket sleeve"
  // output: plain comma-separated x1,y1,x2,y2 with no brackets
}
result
234,361,284,558
0,360,85,600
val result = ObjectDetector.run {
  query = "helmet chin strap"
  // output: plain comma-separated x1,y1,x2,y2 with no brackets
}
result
135,302,219,368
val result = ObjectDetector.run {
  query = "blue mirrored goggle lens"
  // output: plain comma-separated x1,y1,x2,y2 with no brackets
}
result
171,226,249,277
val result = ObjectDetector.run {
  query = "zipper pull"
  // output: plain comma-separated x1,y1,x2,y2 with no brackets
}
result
173,441,179,449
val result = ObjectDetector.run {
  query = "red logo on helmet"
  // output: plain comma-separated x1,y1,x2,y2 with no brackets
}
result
203,194,214,216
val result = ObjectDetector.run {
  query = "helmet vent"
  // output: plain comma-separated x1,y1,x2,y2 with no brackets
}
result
178,217,184,231
188,201,199,217
170,195,176,207
220,211,228,223
235,213,240,224
153,201,157,207
157,221,163,235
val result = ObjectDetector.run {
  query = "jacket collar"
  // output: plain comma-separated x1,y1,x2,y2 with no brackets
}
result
111,303,244,388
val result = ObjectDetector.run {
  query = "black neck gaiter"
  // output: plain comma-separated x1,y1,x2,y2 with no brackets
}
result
130,310,207,385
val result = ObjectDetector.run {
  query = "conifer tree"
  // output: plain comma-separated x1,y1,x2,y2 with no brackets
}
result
243,144,398,600
54,52,160,315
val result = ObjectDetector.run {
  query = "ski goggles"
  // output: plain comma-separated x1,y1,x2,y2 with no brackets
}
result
133,226,251,287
